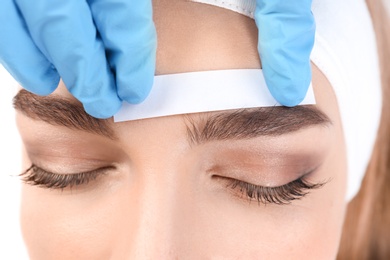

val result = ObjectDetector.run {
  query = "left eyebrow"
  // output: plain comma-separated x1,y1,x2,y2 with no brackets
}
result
186,105,331,145
13,90,117,140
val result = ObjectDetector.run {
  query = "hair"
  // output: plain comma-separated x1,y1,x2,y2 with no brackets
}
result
337,0,390,259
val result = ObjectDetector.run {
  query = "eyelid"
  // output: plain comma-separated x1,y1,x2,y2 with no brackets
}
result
19,164,114,189
213,175,327,205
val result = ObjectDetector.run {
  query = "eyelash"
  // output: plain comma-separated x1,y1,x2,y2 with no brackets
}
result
19,164,111,190
222,176,325,205
20,165,325,205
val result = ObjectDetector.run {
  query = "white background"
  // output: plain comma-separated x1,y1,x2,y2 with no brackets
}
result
0,65,28,259
1,3,389,259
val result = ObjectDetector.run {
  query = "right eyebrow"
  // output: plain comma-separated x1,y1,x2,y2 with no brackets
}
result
13,90,116,140
186,105,331,145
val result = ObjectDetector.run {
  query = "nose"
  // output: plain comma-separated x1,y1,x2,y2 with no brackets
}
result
115,123,192,259
125,175,181,259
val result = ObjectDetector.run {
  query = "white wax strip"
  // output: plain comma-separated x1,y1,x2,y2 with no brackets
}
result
114,69,316,122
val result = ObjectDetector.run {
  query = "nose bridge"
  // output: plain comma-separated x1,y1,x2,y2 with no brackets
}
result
127,164,181,259
117,117,190,259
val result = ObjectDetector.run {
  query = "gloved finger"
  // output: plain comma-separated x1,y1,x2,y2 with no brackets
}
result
88,0,157,104
0,0,59,95
255,0,315,107
15,0,122,119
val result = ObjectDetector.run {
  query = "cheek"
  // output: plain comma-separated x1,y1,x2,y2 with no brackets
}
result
182,182,346,259
20,185,129,260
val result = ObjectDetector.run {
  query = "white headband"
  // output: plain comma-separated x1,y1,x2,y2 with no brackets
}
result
115,0,382,201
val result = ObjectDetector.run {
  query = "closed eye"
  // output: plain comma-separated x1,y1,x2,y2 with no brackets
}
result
214,175,327,205
19,164,114,190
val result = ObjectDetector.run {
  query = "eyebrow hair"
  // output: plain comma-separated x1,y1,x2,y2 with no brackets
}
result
13,90,116,139
186,105,331,145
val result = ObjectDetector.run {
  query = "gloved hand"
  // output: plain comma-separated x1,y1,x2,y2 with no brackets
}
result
0,0,156,119
255,0,315,107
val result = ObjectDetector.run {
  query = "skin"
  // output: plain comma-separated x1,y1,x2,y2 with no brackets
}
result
16,0,347,259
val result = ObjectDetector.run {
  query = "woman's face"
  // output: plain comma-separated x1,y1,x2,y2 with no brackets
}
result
16,0,347,259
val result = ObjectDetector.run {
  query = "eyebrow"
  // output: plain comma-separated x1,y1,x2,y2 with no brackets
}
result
13,90,331,143
13,90,116,139
186,105,331,145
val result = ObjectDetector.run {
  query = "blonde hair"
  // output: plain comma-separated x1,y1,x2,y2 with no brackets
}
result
338,0,390,259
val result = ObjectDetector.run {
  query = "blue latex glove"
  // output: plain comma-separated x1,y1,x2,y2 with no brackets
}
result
255,0,315,106
0,0,156,119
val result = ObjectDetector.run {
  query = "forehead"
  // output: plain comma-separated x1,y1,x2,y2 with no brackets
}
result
153,0,261,75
